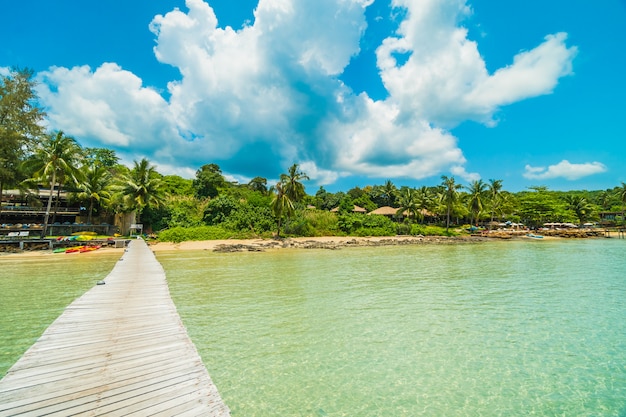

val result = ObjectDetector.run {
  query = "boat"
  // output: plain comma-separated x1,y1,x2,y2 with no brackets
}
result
526,233,544,239
65,246,84,253
79,245,101,253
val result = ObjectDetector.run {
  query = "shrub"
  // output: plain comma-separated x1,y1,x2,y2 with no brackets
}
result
303,210,340,236
410,224,458,236
158,225,234,243
203,196,239,225
338,213,396,235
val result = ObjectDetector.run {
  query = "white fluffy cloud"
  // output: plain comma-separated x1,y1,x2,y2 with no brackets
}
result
34,0,578,185
523,160,607,180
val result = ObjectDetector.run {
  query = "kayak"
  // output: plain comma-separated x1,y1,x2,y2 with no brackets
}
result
79,245,101,253
65,246,84,253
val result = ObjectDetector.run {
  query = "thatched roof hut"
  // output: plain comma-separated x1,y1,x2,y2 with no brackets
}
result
368,206,401,217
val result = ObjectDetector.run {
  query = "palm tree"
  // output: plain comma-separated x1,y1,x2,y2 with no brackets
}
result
116,158,165,224
415,186,433,223
76,164,112,223
270,181,294,237
25,131,83,237
564,194,593,225
596,190,613,211
466,179,487,226
397,187,422,223
440,175,462,232
382,180,397,207
270,164,309,236
487,179,503,226
280,163,309,203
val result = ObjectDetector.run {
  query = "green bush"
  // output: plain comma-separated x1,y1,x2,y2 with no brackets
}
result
303,210,340,236
222,204,275,235
410,224,458,236
353,227,395,237
338,213,396,235
158,225,235,243
203,196,239,225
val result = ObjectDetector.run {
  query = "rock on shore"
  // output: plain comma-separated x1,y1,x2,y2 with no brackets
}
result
212,235,487,252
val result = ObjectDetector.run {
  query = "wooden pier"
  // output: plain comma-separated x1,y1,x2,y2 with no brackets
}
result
0,239,230,416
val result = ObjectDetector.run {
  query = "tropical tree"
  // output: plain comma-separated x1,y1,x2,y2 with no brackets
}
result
193,163,225,199
280,163,309,203
248,176,268,194
83,147,119,169
440,175,463,232
24,131,83,236
0,68,46,203
414,186,433,223
564,194,594,225
75,164,112,223
617,182,626,213
595,190,614,211
516,186,568,227
487,179,503,225
270,164,309,236
396,187,422,223
466,179,488,225
381,180,397,207
270,181,294,237
116,158,166,224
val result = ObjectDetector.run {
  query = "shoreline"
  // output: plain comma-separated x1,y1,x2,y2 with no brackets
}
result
1,228,615,258
148,235,488,253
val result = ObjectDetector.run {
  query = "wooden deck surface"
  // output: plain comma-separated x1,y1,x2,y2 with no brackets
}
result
0,239,230,416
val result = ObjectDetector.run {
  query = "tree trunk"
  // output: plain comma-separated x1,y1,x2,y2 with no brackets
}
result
88,197,94,224
42,171,56,238
52,182,63,224
0,180,3,225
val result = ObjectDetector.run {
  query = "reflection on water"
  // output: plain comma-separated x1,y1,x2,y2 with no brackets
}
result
159,240,626,416
0,253,120,377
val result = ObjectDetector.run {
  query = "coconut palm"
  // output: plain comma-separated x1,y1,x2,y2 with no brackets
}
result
440,175,462,232
116,158,165,224
24,131,83,237
270,181,294,237
280,163,309,203
596,190,613,211
466,179,487,226
487,179,503,225
415,186,433,223
382,180,397,207
75,164,112,223
397,187,422,223
564,194,593,225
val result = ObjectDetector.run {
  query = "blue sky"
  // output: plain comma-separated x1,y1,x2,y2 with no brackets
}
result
2,0,625,193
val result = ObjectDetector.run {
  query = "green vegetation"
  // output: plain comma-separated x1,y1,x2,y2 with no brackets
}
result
2,68,625,242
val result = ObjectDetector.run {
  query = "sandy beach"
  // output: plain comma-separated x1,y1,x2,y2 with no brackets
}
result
2,227,612,258
148,235,487,253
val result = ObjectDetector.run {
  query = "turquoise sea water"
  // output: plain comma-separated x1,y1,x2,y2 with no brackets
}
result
157,239,626,416
1,240,625,415
0,252,120,377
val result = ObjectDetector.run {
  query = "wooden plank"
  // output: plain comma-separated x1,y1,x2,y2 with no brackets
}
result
0,239,230,417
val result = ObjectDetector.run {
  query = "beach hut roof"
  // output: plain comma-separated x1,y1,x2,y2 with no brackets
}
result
368,206,400,216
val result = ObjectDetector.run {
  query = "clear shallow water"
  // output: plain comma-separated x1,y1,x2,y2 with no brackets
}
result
158,239,626,416
0,252,120,377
